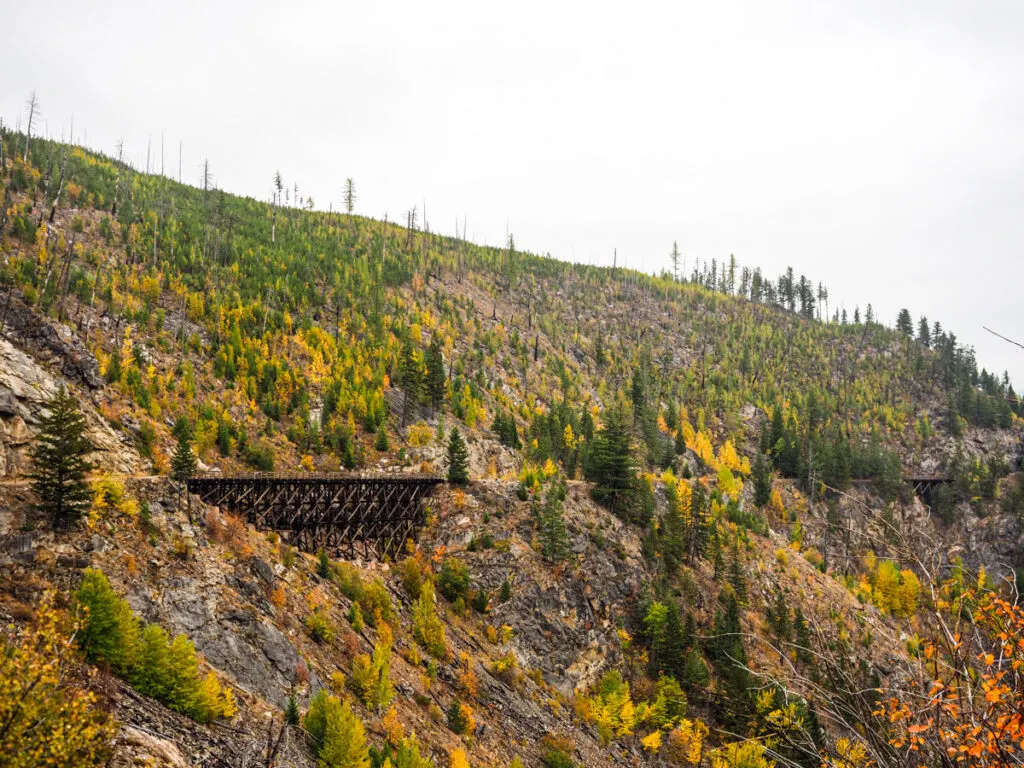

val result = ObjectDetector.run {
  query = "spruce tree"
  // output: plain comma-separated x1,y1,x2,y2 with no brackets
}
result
917,316,931,347
793,607,814,666
399,338,421,427
752,453,773,508
727,540,747,604
682,648,710,689
171,428,197,482
29,386,94,528
538,483,570,562
446,699,469,734
446,428,469,484
769,589,791,643
658,601,687,680
587,406,636,521
896,308,913,336
285,693,300,725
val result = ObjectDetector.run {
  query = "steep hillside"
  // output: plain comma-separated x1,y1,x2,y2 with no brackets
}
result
1,128,1023,768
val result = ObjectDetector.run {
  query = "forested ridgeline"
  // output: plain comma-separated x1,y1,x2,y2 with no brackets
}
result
0,126,1016,486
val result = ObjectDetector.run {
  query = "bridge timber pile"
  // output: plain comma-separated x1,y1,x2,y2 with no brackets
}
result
186,473,444,560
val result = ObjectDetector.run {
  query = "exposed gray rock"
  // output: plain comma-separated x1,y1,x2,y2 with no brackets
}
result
129,576,301,705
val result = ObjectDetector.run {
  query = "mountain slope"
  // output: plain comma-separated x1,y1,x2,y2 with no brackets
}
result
0,128,1022,768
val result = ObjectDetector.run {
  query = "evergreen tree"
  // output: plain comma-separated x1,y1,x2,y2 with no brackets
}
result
285,693,300,726
709,588,752,729
399,338,421,427
105,349,122,384
896,308,913,336
727,540,747,603
661,487,686,577
538,482,570,562
447,428,469,484
682,648,710,689
670,241,681,281
491,411,521,449
658,601,688,680
446,699,469,734
752,453,773,507
793,607,814,666
29,386,94,528
343,178,357,215
917,316,931,347
768,589,791,643
586,407,637,522
425,334,446,409
171,428,197,482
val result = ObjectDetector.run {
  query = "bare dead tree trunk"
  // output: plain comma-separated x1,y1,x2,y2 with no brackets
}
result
48,148,67,224
23,90,39,163
55,234,77,322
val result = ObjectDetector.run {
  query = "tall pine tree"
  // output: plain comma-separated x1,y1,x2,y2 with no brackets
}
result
399,338,421,427
29,386,94,528
447,428,469,484
586,407,637,522
538,482,570,562
172,428,197,482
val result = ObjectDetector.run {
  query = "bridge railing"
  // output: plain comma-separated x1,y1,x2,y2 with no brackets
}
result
188,471,445,482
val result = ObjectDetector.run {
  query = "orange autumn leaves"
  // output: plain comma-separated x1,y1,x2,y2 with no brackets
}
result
878,590,1024,767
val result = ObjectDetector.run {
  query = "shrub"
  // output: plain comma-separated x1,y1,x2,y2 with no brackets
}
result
398,555,429,600
347,602,365,632
540,735,577,768
457,651,479,697
438,558,470,603
446,700,474,735
307,609,335,644
0,592,117,765
407,423,433,446
491,653,519,685
412,582,447,659
317,549,333,579
471,589,490,614
347,638,394,712
304,690,370,767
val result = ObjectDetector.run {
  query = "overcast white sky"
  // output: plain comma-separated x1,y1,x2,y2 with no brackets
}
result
3,0,1023,385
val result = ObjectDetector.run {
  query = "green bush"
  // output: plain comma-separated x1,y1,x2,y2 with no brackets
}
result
438,558,470,603
307,609,335,643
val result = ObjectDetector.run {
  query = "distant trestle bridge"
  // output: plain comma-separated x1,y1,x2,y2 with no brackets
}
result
186,473,444,560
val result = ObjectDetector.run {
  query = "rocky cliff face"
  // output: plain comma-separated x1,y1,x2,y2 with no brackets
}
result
0,295,139,477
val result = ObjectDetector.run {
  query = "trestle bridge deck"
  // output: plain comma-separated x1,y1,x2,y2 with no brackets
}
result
186,473,444,560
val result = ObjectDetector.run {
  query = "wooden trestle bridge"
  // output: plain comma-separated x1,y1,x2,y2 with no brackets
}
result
907,476,949,507
186,473,444,560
